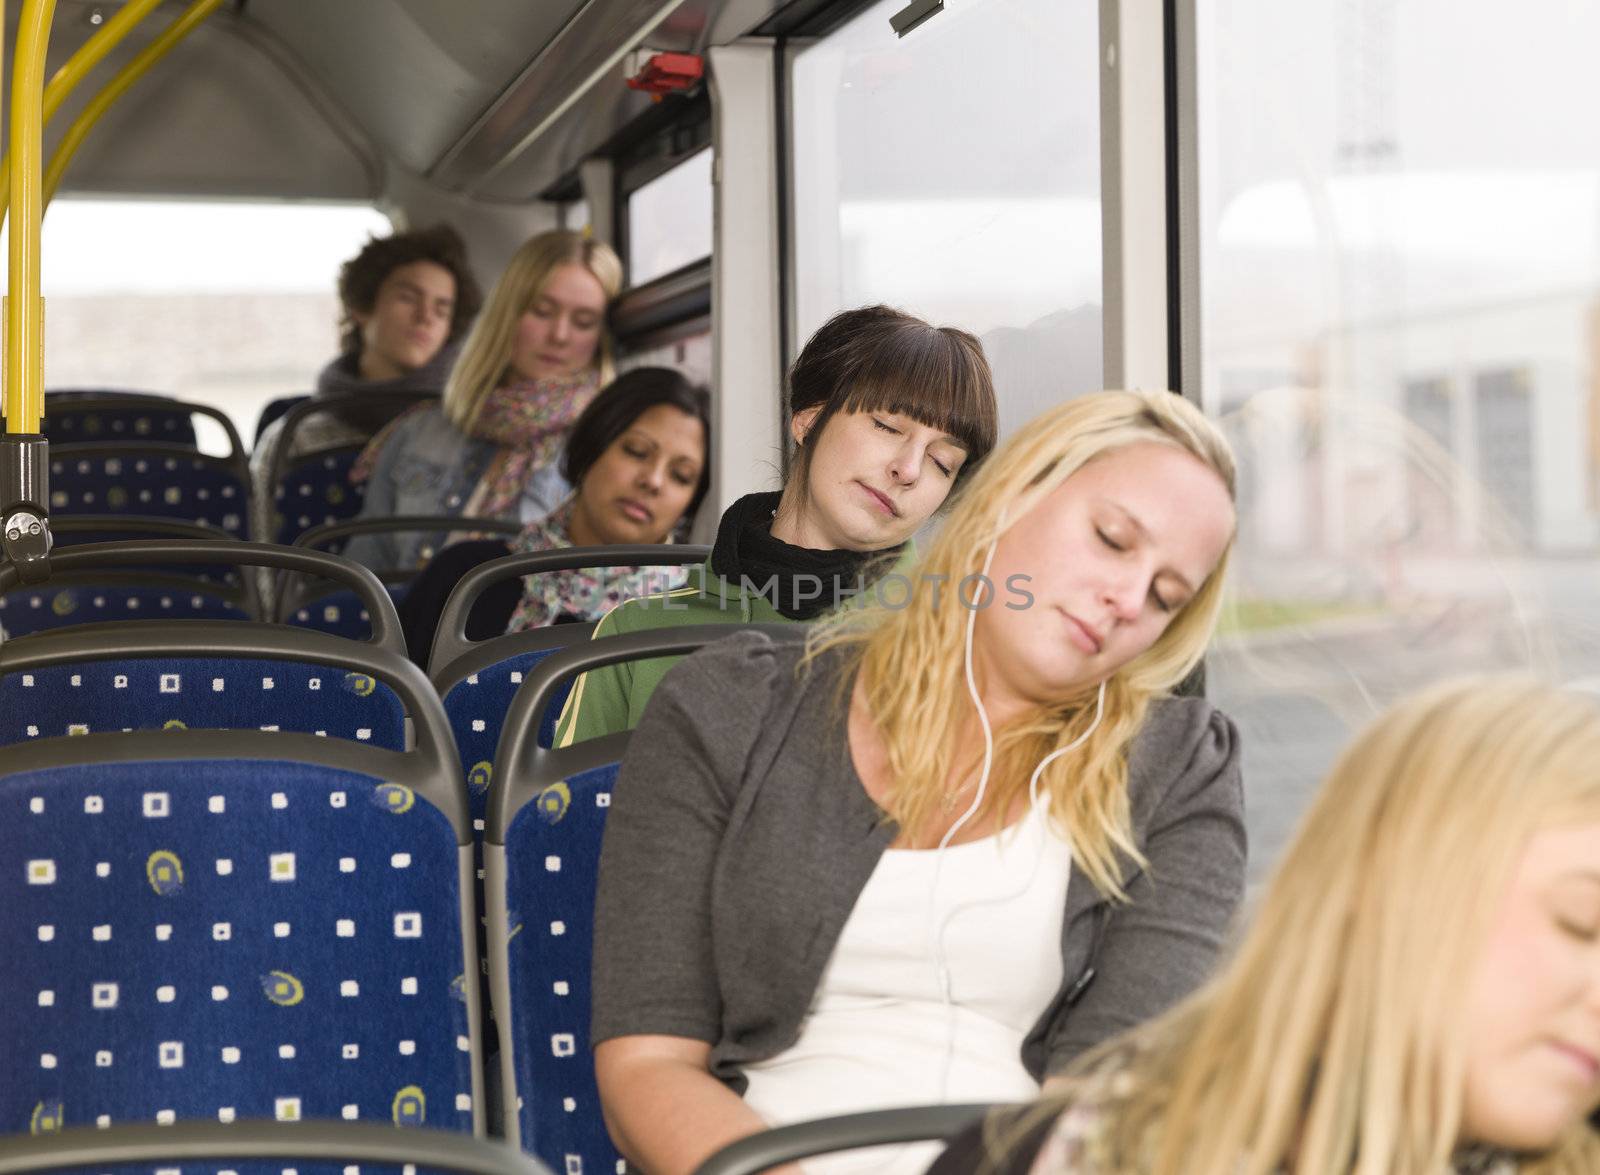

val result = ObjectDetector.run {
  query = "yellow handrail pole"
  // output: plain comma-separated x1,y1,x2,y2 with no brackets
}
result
6,0,58,435
0,0,166,228
42,0,223,211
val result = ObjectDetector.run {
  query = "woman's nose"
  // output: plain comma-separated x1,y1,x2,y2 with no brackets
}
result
888,442,921,486
1101,574,1143,621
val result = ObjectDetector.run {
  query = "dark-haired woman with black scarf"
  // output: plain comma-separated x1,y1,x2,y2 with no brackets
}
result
551,303,999,746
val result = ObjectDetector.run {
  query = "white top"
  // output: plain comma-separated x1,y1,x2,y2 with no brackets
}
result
741,802,1072,1174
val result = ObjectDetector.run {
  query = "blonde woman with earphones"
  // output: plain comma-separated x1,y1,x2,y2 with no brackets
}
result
589,390,1241,1175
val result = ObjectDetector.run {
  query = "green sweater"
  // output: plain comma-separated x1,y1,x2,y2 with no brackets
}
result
552,547,916,746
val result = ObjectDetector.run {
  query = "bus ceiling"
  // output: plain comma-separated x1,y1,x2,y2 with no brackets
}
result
1,0,801,217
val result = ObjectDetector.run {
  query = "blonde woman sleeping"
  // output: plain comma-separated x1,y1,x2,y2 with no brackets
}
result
588,390,1243,1174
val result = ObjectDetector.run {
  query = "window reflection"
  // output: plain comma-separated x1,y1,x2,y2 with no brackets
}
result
790,0,1102,438
627,151,713,286
1198,0,1600,882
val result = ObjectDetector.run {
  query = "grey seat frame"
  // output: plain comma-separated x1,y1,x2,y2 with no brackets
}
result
0,539,404,652
0,1120,552,1175
481,623,793,1152
263,390,439,522
277,515,524,624
427,542,709,678
692,1103,1003,1175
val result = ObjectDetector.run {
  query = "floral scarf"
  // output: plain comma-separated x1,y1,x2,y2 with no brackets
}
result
349,369,600,516
459,370,600,518
504,500,688,633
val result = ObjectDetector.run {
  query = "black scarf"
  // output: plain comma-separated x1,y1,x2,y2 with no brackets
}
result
710,492,903,621
310,344,459,432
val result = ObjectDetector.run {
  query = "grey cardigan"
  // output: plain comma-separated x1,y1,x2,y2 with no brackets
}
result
590,629,1245,1092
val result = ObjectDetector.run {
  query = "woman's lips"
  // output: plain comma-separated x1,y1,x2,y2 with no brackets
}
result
1550,1040,1600,1082
857,482,900,517
1059,609,1104,654
617,498,651,524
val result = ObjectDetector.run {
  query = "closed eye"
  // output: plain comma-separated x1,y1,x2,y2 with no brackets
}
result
1096,527,1125,552
1558,917,1600,943
871,417,900,435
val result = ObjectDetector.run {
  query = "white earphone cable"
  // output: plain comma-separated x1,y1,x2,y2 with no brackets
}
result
925,523,1106,1101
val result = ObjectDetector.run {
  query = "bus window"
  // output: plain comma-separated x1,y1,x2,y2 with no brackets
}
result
789,0,1101,439
8,199,392,452
626,149,713,286
1196,0,1600,883
562,199,591,233
621,330,712,387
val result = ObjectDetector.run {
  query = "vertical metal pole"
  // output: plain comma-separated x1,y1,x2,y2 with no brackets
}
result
1,0,56,583
7,0,56,434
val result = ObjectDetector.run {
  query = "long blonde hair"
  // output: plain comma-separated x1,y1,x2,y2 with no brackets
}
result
1023,677,1600,1175
442,230,624,430
808,389,1237,896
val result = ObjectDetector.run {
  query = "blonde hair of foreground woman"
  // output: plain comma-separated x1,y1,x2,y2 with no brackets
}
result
996,676,1600,1174
808,388,1237,895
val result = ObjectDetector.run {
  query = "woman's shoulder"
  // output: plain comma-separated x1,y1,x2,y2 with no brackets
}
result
1110,695,1244,854
622,629,823,764
589,569,742,635
656,625,815,696
1126,696,1240,803
359,401,453,466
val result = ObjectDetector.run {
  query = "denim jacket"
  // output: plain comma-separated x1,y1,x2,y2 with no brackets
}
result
342,405,568,570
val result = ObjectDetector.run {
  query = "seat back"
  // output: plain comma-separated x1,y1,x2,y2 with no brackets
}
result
284,583,415,642
0,547,412,749
279,518,523,637
483,625,793,1172
691,1105,1001,1175
434,625,593,834
253,393,311,445
42,390,224,450
428,545,711,676
265,393,437,547
0,520,257,635
1,541,404,652
0,649,481,1137
47,517,251,584
271,446,367,548
47,444,251,539
0,624,419,749
0,573,251,636
430,543,710,796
